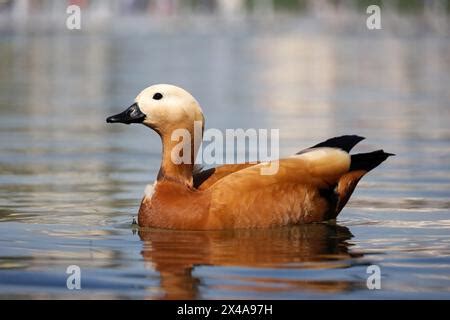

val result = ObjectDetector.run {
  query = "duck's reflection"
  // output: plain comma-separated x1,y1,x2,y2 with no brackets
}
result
139,223,362,299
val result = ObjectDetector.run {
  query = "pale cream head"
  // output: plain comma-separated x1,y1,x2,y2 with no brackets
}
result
135,84,204,134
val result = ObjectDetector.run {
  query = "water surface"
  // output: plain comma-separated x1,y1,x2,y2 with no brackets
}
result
1,17,450,299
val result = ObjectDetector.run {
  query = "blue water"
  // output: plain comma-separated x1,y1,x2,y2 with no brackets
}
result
0,15,450,299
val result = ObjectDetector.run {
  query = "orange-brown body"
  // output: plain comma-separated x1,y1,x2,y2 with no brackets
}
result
138,179,331,230
137,148,386,230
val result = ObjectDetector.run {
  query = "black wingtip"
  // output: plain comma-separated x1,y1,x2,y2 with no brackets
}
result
304,135,366,153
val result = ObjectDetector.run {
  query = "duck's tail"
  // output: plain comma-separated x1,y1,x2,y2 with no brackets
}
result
332,150,394,217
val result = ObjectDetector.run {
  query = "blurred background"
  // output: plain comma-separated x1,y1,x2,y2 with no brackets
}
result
1,0,450,26
0,0,449,299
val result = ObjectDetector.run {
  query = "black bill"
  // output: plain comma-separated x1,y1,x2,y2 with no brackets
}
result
106,103,146,124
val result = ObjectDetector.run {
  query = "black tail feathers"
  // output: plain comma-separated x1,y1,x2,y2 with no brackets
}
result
302,135,365,153
296,135,393,173
350,150,394,172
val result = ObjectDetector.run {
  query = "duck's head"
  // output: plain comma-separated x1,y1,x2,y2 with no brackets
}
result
106,84,204,135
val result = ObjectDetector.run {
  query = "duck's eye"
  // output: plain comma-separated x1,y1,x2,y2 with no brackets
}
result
153,93,163,100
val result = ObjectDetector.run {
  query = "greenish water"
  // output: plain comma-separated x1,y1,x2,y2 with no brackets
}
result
0,19,450,299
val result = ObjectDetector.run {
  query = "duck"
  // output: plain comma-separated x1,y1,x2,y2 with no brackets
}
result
106,84,393,230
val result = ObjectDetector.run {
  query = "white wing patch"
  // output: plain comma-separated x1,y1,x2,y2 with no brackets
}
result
290,147,351,176
144,181,157,199
291,147,348,160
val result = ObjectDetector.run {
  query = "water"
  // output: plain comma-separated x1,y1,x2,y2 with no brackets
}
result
1,16,450,299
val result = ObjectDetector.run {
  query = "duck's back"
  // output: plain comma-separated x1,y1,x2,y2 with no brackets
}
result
204,148,350,229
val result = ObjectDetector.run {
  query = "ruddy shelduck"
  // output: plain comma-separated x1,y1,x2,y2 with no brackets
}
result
107,84,393,230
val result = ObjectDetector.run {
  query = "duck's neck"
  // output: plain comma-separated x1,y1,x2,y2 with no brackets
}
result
157,125,202,188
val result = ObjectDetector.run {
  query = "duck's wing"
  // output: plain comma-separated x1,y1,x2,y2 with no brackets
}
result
194,135,365,190
193,163,258,190
203,148,350,228
209,148,351,193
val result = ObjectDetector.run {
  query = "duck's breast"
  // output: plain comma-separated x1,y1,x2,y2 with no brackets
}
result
138,180,211,229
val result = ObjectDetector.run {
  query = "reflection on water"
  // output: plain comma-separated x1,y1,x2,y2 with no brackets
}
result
139,224,361,299
0,15,450,299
